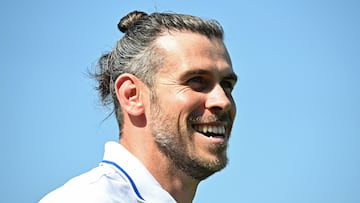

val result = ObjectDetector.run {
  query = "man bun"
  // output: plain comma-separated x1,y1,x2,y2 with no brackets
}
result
117,11,148,33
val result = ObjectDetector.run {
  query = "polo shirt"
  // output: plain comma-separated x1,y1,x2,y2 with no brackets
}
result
39,141,176,203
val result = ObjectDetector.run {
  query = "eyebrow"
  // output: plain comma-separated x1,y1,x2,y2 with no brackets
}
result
180,69,238,82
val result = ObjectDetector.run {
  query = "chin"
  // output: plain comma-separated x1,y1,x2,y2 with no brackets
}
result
190,155,228,181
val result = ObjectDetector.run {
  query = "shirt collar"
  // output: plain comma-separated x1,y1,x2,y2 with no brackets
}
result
102,141,176,203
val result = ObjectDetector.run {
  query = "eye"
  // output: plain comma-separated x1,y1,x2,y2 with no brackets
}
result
187,76,211,92
220,80,235,94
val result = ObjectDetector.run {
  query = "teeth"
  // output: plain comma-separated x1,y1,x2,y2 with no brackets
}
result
213,126,219,134
194,125,225,135
203,125,208,133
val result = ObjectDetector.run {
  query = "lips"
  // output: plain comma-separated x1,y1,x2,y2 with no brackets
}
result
193,124,226,138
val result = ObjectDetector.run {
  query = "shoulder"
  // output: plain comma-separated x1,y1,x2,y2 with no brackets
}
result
39,165,140,203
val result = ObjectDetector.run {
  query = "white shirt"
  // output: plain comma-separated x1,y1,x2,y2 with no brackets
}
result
39,141,176,203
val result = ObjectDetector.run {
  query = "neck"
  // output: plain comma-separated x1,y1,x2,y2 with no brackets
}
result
120,131,200,203
148,153,200,203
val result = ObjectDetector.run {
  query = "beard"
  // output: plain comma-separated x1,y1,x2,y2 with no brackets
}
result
149,96,228,181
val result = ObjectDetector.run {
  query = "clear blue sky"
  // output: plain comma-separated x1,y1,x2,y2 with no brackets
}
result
1,0,359,202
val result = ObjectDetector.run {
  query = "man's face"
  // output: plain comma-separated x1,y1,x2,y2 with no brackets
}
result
149,32,237,180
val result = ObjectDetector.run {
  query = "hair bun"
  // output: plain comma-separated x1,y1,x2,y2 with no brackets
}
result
118,11,148,33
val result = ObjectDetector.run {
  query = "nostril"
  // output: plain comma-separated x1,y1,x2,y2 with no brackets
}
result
210,106,224,112
208,97,232,113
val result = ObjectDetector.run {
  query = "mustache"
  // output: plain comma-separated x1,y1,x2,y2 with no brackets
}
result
188,114,230,123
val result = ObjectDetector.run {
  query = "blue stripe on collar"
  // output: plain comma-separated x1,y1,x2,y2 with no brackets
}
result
101,160,145,201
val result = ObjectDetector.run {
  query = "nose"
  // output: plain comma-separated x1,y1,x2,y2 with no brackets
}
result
205,84,233,113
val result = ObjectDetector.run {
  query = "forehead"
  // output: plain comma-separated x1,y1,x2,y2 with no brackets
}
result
155,31,234,77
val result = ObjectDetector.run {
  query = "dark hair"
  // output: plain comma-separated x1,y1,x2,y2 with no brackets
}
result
93,10,224,135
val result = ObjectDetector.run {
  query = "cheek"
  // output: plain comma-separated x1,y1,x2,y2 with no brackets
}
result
231,98,237,114
175,92,205,114
157,85,206,116
229,100,236,123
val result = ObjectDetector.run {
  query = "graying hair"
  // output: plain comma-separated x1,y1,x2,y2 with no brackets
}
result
93,11,224,135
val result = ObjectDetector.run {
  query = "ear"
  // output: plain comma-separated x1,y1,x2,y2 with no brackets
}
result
114,74,145,116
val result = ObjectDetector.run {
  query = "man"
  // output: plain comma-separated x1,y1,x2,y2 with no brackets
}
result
40,10,237,203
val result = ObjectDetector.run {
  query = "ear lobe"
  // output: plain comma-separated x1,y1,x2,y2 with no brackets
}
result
114,74,145,116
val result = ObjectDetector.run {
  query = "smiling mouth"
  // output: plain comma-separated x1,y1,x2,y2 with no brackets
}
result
192,124,227,139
